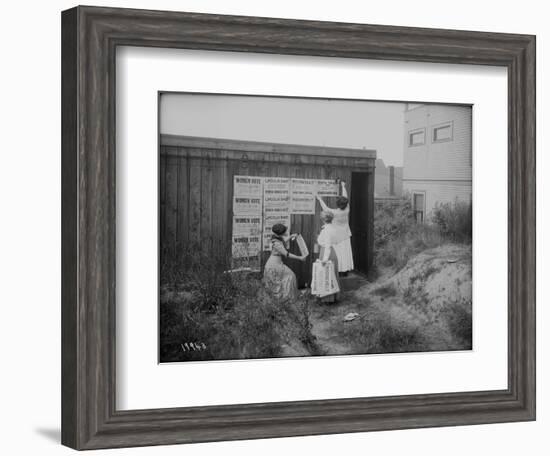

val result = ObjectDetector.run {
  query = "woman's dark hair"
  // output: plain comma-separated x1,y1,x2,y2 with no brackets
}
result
271,223,288,236
336,196,349,210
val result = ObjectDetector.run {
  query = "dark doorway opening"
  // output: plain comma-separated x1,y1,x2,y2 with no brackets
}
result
350,172,373,275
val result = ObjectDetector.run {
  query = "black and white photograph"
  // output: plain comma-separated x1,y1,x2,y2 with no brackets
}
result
159,93,473,363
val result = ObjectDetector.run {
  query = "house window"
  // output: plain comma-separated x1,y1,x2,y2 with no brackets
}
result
432,122,453,142
408,129,425,146
413,192,425,223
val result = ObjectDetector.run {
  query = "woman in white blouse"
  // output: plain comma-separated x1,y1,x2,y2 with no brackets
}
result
316,180,354,275
316,211,340,303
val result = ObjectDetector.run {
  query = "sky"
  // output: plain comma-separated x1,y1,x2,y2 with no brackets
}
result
160,93,406,167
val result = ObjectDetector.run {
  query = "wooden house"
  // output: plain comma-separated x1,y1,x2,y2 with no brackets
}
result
403,104,472,222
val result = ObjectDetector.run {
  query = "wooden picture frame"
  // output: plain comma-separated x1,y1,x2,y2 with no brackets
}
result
61,5,536,450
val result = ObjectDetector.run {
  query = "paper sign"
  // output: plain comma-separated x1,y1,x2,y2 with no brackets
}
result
231,234,262,259
311,260,340,297
316,179,339,197
263,177,290,208
295,234,309,257
232,216,262,237
233,197,262,215
232,175,263,216
290,178,316,214
233,175,263,198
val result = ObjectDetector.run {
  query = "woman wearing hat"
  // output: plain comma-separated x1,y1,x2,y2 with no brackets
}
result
316,180,354,276
263,223,307,303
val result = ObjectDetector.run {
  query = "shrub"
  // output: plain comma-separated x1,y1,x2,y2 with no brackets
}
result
440,298,472,349
431,199,472,242
374,196,415,251
374,196,472,271
376,223,443,270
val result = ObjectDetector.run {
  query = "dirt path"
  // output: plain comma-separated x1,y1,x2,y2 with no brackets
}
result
308,273,374,356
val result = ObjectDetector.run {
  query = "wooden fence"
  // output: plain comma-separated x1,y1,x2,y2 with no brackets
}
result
160,135,376,287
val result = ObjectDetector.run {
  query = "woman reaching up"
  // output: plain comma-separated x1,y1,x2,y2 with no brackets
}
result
316,180,354,275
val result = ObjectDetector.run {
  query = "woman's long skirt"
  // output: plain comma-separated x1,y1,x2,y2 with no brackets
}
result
317,246,340,303
333,237,354,273
262,258,299,303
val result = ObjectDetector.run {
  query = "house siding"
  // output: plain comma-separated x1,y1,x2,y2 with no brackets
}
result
404,181,472,219
403,104,472,215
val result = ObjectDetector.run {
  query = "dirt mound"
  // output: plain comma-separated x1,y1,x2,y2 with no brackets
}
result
384,244,471,308
307,243,473,356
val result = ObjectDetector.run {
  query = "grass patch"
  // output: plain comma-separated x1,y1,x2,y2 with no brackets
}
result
159,247,320,362
372,283,398,298
335,301,428,354
440,298,472,349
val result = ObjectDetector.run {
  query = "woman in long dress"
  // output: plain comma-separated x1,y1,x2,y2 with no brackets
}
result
263,223,307,303
316,211,340,303
316,180,354,276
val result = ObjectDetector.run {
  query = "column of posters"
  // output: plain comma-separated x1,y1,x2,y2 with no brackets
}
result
262,177,291,251
232,176,263,259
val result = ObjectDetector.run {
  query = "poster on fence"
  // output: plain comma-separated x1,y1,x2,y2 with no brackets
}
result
233,175,263,199
263,177,290,208
233,197,262,216
263,177,291,251
232,215,262,237
232,175,263,215
316,179,339,197
290,178,316,214
231,234,262,259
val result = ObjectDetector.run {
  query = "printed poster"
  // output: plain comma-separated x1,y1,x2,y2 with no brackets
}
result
232,176,263,216
231,234,262,259
316,179,339,197
263,178,291,251
290,178,316,214
263,177,290,209
232,215,262,237
232,176,263,259
233,175,263,199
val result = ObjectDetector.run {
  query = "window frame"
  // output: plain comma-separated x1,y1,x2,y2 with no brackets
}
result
408,127,426,147
432,121,454,143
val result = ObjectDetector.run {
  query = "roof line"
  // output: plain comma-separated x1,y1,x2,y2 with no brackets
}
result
160,134,377,159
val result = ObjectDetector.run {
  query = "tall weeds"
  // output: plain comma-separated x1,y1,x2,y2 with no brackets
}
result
375,196,472,271
432,199,472,242
159,246,318,362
